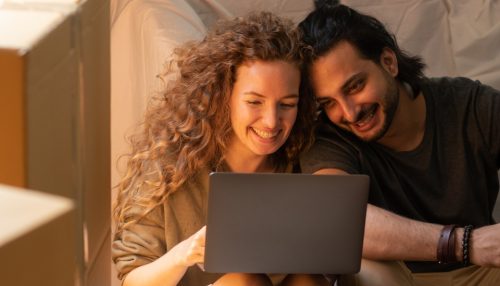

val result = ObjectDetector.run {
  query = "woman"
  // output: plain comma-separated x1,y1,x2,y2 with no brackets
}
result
112,12,329,286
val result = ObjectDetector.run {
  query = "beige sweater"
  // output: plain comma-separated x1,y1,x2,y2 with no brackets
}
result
112,170,222,286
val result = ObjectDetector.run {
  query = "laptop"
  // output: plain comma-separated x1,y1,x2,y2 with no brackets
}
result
204,172,369,274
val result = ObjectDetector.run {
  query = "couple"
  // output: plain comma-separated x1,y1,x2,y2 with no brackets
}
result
113,1,500,286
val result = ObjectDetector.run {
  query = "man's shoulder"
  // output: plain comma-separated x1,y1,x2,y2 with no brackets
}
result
422,76,486,107
300,114,366,174
424,76,479,91
315,113,363,147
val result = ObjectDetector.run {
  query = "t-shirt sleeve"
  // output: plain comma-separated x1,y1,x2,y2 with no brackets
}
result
300,123,361,174
472,80,500,165
112,204,166,281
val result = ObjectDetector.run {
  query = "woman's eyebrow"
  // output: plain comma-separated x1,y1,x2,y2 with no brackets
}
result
243,92,299,99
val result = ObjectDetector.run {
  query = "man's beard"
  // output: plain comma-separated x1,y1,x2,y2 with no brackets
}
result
365,75,399,142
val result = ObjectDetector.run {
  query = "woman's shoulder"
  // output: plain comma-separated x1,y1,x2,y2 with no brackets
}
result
165,168,210,205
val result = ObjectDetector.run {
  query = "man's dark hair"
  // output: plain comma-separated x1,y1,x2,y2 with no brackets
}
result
299,0,426,97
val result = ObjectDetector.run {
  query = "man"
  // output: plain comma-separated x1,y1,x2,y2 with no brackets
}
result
298,1,500,285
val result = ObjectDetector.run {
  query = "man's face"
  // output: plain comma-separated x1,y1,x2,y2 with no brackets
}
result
310,41,399,142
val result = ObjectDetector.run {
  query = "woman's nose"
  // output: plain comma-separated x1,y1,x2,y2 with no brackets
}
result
261,105,278,128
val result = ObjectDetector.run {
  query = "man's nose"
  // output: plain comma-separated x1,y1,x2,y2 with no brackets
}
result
339,99,358,123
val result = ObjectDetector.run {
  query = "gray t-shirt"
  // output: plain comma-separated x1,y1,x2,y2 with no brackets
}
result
301,77,500,272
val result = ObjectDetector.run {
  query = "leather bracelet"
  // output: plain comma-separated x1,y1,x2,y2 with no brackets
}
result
447,226,458,263
462,225,473,266
437,224,458,264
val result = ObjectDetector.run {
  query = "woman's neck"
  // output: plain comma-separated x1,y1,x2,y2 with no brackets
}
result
224,146,275,173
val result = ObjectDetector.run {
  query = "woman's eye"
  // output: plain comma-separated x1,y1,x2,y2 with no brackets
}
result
246,100,261,106
280,102,297,109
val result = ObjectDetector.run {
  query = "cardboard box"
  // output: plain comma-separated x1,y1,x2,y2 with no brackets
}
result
0,4,79,197
0,1,110,285
0,184,75,286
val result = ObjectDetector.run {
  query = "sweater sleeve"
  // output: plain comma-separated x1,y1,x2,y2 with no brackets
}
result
112,204,166,281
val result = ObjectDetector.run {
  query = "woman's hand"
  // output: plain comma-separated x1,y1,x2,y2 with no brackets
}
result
173,226,207,268
122,226,207,286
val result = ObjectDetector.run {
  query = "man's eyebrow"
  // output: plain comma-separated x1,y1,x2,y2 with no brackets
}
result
340,72,366,93
316,97,330,104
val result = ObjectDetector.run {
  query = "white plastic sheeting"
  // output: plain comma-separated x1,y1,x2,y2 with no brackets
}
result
343,0,500,89
110,0,500,205
111,0,206,185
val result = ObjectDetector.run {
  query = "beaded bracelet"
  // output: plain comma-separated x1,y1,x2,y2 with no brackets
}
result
462,224,474,266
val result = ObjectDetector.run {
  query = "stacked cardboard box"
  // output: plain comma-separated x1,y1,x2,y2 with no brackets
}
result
0,184,75,286
0,0,110,285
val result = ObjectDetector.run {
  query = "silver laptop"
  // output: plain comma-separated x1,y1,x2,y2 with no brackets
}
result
204,172,369,274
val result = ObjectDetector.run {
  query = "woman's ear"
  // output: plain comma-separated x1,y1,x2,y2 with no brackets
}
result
380,47,398,77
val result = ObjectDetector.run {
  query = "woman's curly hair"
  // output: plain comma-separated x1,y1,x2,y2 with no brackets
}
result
114,11,317,234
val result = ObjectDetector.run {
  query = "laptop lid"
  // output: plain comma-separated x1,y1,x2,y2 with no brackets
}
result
204,172,369,274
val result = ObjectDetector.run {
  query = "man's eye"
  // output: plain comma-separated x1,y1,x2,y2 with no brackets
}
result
348,80,364,93
318,100,334,109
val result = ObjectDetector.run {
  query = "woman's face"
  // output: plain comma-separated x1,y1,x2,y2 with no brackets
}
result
229,60,300,158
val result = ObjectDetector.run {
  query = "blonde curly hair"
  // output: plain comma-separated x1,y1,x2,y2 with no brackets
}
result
114,11,316,235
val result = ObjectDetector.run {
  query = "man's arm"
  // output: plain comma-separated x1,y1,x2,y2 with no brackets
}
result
362,203,441,261
316,168,500,266
316,168,444,262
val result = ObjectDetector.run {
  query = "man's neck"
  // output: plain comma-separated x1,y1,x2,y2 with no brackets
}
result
377,83,426,152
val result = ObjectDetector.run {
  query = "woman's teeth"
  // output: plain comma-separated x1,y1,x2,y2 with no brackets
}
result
252,128,278,139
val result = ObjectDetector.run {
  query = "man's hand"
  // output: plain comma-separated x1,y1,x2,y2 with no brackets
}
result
469,223,500,267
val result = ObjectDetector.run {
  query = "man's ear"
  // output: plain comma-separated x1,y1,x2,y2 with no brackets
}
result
380,47,398,77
